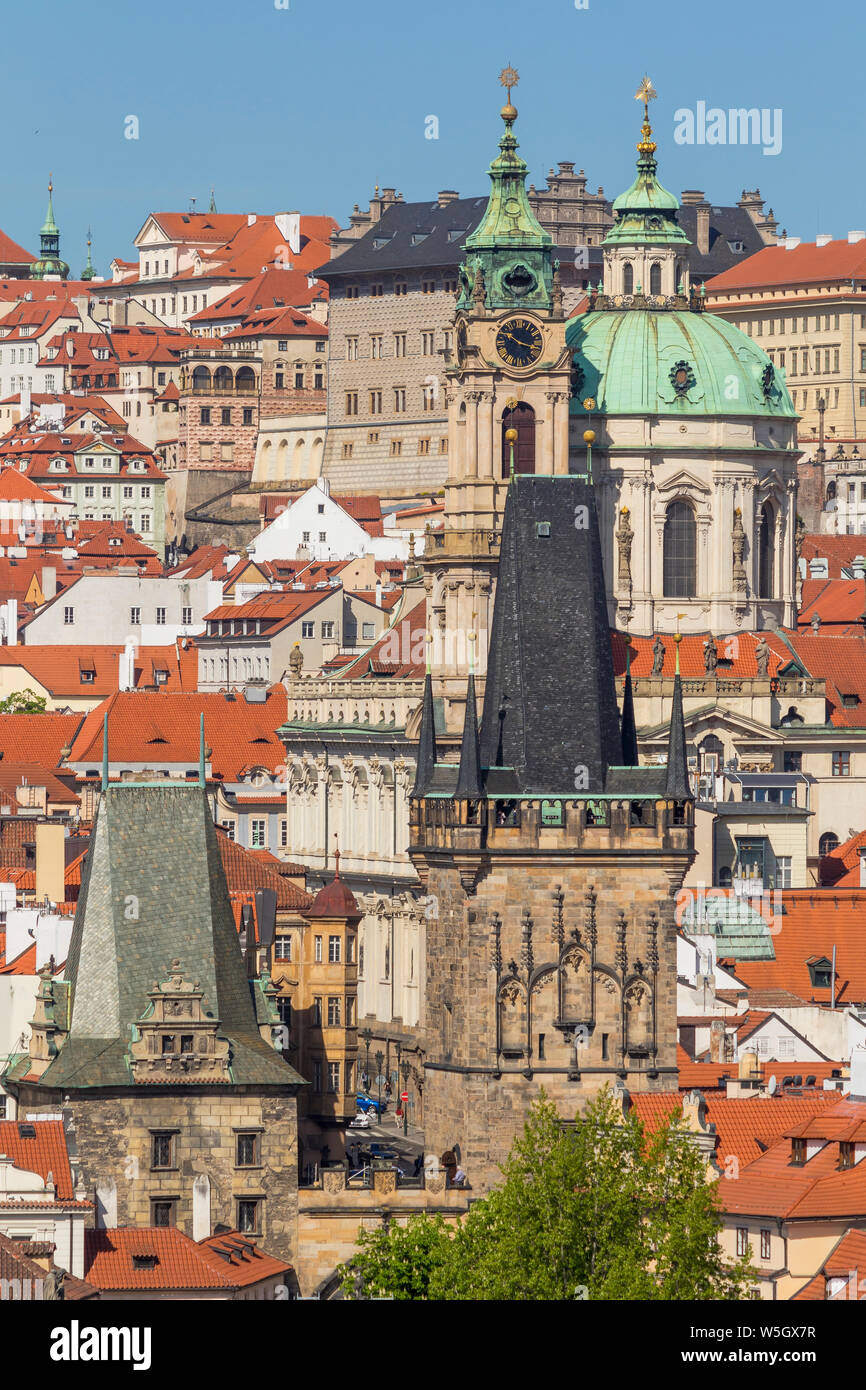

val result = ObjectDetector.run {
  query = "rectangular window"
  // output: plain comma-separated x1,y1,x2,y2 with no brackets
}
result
362,622,375,640
736,1227,749,1257
370,283,383,297
421,279,436,294
346,996,355,1026
151,1132,175,1169
140,514,151,533
63,606,74,625
313,997,322,1026
312,1059,322,1091
274,934,291,960
155,607,166,625
394,333,407,357
199,442,213,462
236,1200,260,1234
394,387,406,412
294,368,305,388
221,407,231,425
439,437,449,453
783,751,802,772
101,485,112,498
221,820,235,840
832,750,851,777
315,936,323,962
369,390,382,415
327,1061,341,1093
280,818,287,848
275,371,284,389
860,348,866,372
181,606,192,625
422,383,436,412
345,392,359,416
345,285,359,299
328,934,342,963
242,407,253,426
760,1229,771,1260
418,438,430,454
390,440,402,456
371,334,383,359
200,407,211,425
220,442,234,462
422,330,436,355
130,607,141,626
327,996,341,1026
775,856,792,888
347,935,355,964
236,1132,260,1167
342,442,353,459
394,281,407,297
368,431,380,444
791,1137,806,1166
152,1201,175,1228
84,485,95,499
301,620,314,638
346,336,358,361
250,818,266,848
321,621,335,638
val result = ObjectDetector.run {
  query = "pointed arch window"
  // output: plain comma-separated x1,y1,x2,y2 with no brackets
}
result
758,503,774,598
650,262,662,295
622,262,634,295
663,501,696,598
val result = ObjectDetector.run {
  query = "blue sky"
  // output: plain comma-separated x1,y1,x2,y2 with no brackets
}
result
5,0,860,274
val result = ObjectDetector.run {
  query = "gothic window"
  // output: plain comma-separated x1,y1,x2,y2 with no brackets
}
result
499,980,527,1057
622,262,633,295
819,832,839,857
649,262,662,295
758,503,774,597
501,402,535,478
663,501,696,598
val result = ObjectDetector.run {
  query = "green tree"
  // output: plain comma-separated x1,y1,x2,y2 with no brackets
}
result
340,1090,754,1301
0,688,48,714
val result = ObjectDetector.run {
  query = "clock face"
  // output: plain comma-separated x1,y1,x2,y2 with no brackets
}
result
495,317,543,368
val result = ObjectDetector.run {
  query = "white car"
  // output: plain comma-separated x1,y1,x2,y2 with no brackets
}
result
349,1113,372,1129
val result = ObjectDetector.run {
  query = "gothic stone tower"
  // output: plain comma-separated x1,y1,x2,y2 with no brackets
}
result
6,781,303,1264
427,71,571,726
410,473,695,1193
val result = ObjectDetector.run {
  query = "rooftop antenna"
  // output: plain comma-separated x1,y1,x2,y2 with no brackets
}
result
189,196,197,214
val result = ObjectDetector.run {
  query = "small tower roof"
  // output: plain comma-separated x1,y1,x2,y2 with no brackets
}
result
305,850,362,921
603,79,690,248
454,671,483,800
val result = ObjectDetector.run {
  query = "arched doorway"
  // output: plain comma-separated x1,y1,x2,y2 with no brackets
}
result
501,402,535,477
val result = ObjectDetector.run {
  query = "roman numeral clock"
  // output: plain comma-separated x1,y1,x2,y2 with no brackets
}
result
495,317,544,368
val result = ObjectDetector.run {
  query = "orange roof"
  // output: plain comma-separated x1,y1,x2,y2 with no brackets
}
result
67,688,288,781
0,644,196,698
795,1229,866,1299
706,238,866,293
0,468,71,507
631,1088,844,1169
719,1098,866,1217
730,890,866,1005
801,534,866,579
0,942,36,974
0,712,83,764
0,229,35,265
0,1119,76,1198
205,588,330,625
83,1226,289,1291
821,830,866,888
337,595,427,679
798,579,866,632
217,830,313,910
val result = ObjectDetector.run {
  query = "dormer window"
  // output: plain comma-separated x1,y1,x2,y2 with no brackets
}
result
807,957,833,989
839,1141,855,1170
791,1137,806,1166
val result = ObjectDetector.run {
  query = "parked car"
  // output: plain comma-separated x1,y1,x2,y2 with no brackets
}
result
348,1112,372,1129
368,1143,398,1160
355,1093,385,1115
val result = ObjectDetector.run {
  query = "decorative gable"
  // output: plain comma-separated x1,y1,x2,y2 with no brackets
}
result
127,958,231,1082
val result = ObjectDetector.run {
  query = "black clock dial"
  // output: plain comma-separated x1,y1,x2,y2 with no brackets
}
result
495,318,543,368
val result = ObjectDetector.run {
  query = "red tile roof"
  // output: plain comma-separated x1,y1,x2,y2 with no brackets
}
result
798,579,866,632
0,712,83,764
631,1089,845,1169
217,830,313,911
67,688,288,781
222,303,328,342
707,238,866,293
719,1098,866,1217
0,643,197,699
0,942,36,974
0,1119,76,1198
83,1226,289,1291
794,1228,866,1299
820,830,866,888
0,230,35,266
721,890,866,1003
337,595,427,679
801,534,866,579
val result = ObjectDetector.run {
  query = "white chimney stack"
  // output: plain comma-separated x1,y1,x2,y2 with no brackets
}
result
816,233,833,247
849,231,866,244
785,236,801,250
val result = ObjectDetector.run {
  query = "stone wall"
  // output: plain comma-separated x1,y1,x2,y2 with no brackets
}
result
18,1085,299,1265
165,466,254,549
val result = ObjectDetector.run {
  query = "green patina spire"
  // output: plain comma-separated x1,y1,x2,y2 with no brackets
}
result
603,77,690,250
208,188,217,214
457,67,554,314
31,175,70,280
80,227,96,281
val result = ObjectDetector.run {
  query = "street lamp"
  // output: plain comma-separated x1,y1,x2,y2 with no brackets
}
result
360,1028,373,1095
375,1049,384,1120
400,1060,410,1136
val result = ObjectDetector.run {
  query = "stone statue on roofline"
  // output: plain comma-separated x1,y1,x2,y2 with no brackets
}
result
651,634,665,676
755,636,770,678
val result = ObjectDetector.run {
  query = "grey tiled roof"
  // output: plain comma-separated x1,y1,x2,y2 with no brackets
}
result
317,196,488,278
678,204,769,280
32,785,301,1090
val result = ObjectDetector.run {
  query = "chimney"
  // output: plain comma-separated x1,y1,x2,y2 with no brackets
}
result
41,566,56,601
738,1049,761,1081
437,190,459,206
860,849,866,888
5,598,17,646
35,821,66,905
709,1018,726,1064
816,233,833,247
695,205,710,257
849,1043,866,1100
119,636,136,691
852,556,866,579
785,236,801,250
246,213,257,226
20,384,30,418
809,556,828,578
375,578,382,608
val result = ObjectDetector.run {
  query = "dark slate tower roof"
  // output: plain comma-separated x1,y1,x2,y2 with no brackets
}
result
454,673,483,799
664,669,692,800
620,644,639,767
410,672,438,798
479,475,622,794
35,785,300,1089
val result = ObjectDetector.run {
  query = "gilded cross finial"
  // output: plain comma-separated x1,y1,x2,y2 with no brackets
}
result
634,76,658,157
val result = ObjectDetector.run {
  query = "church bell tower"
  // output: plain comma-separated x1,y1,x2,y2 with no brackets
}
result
427,70,572,727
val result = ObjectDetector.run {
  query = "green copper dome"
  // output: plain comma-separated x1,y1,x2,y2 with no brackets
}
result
566,308,796,419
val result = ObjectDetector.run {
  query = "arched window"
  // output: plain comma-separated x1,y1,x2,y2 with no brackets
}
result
758,503,774,597
191,365,211,393
826,480,837,502
649,262,662,295
663,501,696,598
501,402,535,478
819,832,839,857
214,364,233,394
622,262,634,295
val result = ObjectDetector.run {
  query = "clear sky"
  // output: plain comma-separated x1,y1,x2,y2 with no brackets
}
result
4,0,860,275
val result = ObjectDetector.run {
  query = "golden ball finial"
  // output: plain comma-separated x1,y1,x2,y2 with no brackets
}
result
673,631,683,644
505,427,518,444
583,429,596,445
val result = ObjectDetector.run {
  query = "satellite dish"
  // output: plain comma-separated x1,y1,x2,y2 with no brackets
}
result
768,1074,778,1096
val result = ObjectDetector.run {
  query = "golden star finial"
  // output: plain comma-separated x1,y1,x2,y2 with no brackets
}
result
499,65,519,100
635,75,657,121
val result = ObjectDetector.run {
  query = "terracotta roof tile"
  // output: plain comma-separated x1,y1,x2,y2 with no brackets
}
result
0,1118,76,1198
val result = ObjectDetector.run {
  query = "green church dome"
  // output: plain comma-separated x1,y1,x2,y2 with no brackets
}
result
566,307,795,419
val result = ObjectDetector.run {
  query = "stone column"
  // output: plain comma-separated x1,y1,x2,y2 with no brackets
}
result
477,391,494,479
543,392,556,474
464,391,481,479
